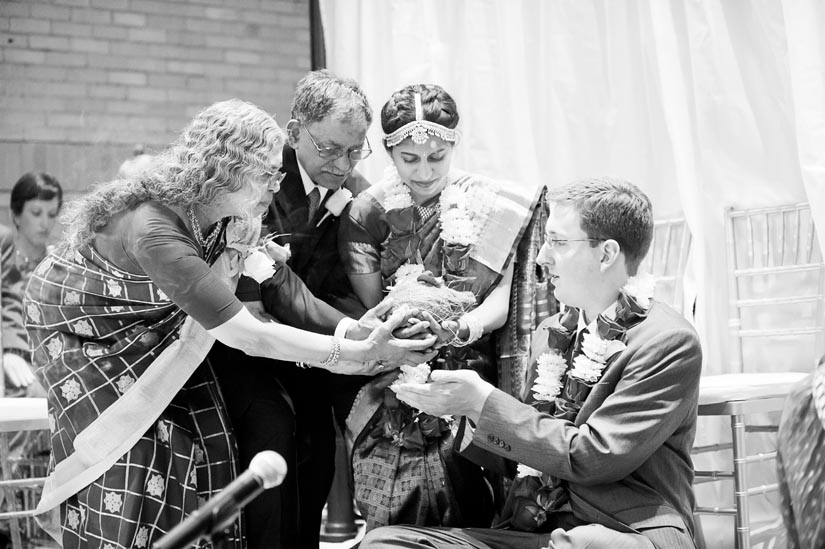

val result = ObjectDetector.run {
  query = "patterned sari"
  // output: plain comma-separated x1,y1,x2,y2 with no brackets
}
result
340,169,550,531
25,224,242,549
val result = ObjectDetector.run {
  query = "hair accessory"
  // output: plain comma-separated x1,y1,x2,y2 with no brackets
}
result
384,92,461,148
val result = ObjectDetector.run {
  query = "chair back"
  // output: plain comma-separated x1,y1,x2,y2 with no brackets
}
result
725,203,825,373
637,218,692,313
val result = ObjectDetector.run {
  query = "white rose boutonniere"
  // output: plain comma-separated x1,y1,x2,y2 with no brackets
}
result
316,187,353,226
242,249,278,283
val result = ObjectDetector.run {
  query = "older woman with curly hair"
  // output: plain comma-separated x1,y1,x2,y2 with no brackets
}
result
23,99,434,549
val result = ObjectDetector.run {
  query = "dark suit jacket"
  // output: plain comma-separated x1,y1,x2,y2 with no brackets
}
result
259,265,345,334
461,302,702,549
261,145,370,317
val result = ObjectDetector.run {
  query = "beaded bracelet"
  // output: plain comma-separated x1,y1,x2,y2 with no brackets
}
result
450,314,484,347
319,337,341,369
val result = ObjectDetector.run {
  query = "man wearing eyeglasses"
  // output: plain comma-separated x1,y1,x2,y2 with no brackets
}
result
365,177,703,549
215,70,374,549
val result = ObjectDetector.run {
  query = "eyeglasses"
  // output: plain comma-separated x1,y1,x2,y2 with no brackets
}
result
301,123,372,161
544,238,602,249
262,169,287,191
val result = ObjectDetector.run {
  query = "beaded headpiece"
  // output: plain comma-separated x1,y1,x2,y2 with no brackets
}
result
383,92,461,148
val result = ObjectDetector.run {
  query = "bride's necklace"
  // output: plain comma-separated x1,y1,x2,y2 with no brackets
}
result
415,201,440,222
186,206,221,252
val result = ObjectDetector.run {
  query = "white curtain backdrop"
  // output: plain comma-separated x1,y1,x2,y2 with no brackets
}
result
320,0,825,378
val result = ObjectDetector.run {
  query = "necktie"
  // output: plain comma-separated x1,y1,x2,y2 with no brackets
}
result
307,187,321,222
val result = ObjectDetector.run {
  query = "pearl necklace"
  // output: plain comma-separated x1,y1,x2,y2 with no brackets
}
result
186,206,221,252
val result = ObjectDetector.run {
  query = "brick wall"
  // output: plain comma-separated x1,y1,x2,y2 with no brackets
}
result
0,0,311,230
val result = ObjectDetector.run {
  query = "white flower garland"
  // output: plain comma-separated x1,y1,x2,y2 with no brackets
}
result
529,274,654,404
377,166,495,250
531,350,568,402
622,272,656,309
381,166,414,210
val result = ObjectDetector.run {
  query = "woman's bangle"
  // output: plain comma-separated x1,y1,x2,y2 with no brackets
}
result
450,314,484,347
319,337,341,369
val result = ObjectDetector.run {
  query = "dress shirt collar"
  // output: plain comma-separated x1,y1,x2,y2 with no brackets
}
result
577,301,618,335
296,158,329,201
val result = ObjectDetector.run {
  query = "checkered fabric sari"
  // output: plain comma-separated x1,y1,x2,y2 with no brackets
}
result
25,233,242,549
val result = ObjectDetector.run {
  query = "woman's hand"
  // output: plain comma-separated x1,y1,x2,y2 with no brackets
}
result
349,299,437,344
3,353,35,388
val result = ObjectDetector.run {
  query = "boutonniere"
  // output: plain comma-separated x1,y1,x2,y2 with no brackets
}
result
316,187,353,227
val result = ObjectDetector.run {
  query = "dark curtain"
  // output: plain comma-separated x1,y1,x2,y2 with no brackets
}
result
309,0,326,69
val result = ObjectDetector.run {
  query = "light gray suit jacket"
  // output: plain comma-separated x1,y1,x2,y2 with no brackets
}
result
462,302,702,549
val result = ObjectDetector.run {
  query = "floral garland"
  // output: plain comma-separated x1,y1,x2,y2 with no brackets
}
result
378,165,495,250
527,272,655,416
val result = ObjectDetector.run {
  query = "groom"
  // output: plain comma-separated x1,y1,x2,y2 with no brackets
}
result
368,177,703,548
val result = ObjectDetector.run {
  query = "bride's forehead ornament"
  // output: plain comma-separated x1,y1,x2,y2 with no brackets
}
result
383,92,461,148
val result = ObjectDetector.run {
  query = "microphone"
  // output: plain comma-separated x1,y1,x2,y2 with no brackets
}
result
152,450,287,549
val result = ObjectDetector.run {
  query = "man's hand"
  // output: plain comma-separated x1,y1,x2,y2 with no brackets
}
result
392,369,495,423
242,300,279,324
3,353,35,388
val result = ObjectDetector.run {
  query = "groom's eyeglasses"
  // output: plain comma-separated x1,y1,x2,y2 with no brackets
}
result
301,123,372,162
545,238,602,250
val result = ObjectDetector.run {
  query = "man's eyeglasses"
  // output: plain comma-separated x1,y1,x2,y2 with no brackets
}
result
301,123,372,161
544,238,602,249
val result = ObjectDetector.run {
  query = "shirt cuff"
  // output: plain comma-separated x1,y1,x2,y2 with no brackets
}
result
334,317,357,339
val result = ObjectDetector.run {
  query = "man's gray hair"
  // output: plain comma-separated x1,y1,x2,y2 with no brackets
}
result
290,69,372,126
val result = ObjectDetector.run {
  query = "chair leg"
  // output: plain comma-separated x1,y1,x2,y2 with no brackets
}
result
731,414,750,549
0,433,23,549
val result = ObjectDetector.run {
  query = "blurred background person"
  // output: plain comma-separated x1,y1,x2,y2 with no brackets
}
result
116,144,155,180
1,171,64,398
777,354,825,549
0,171,63,548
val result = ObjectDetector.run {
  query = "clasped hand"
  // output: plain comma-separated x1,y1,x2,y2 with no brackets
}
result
330,299,438,376
392,369,495,423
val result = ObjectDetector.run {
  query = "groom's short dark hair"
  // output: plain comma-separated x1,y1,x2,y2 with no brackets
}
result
548,177,654,275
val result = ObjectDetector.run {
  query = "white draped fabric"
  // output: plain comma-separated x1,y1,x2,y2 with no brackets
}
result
320,0,825,377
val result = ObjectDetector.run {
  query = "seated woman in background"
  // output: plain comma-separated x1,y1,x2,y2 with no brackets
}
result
24,99,435,549
777,353,825,549
339,83,544,531
0,172,63,547
1,171,63,398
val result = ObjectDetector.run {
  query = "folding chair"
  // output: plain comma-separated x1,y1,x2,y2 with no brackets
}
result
637,217,692,313
693,203,823,549
0,398,49,549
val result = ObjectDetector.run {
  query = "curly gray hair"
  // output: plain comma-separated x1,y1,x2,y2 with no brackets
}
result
62,99,285,250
